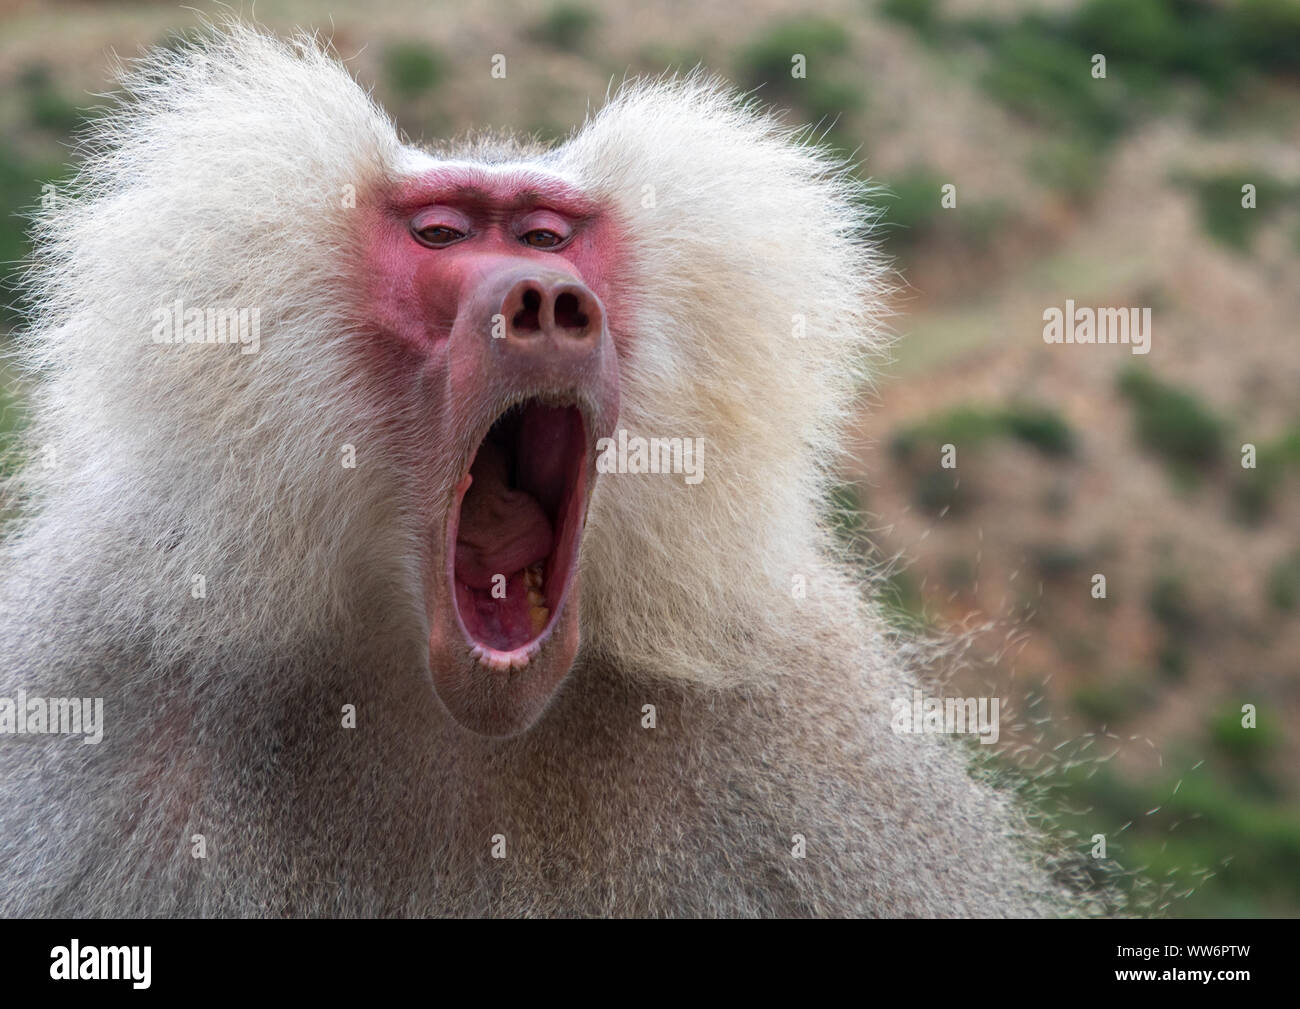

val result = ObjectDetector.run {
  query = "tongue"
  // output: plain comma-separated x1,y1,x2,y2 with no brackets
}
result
455,437,553,590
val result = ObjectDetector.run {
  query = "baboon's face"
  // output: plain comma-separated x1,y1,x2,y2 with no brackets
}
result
358,164,624,736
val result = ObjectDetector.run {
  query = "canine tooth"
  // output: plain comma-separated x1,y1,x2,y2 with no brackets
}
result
529,605,549,634
526,588,545,607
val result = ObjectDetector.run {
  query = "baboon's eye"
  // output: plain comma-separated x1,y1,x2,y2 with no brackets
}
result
521,229,565,250
411,207,471,248
412,224,467,248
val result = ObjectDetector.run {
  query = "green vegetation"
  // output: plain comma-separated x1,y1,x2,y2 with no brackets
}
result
1073,675,1158,725
824,481,931,631
383,41,445,98
1177,171,1297,252
0,151,35,323
1194,174,1266,251
894,0,1300,100
1069,0,1234,95
1029,137,1108,201
1003,405,1078,457
18,64,82,135
891,402,1076,462
1038,759,1300,917
1232,426,1300,523
1156,641,1188,681
880,169,948,243
531,4,601,53
1211,702,1280,763
1214,0,1300,79
0,64,85,325
912,468,965,516
877,167,1010,257
1147,570,1196,635
877,567,928,630
825,480,865,546
0,375,25,467
737,18,861,128
978,22,1130,145
884,0,1300,202
0,150,69,327
0,0,1293,922
1266,550,1300,612
1118,367,1225,470
890,403,1074,516
878,0,944,42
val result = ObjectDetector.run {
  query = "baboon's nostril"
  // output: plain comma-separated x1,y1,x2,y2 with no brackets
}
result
553,292,588,332
513,288,542,332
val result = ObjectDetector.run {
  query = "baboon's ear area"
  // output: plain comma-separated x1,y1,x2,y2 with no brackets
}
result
549,76,885,450
552,76,883,331
90,25,400,198
25,25,402,353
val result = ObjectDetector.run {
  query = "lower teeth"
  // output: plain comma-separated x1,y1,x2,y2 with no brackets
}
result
525,564,547,633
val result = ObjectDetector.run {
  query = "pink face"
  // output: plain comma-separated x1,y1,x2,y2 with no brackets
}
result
355,165,625,736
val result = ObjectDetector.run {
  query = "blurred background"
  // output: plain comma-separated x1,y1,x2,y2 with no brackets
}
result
1,0,1297,916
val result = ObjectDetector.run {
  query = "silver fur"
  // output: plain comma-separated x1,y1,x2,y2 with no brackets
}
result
0,24,1073,917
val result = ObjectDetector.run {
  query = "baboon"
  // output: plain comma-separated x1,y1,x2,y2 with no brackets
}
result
0,25,1074,916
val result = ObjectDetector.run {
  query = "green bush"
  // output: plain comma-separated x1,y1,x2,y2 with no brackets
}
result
1003,404,1077,456
879,169,947,249
1156,641,1188,681
1266,550,1300,611
17,64,82,134
0,149,71,326
1118,367,1224,469
883,167,1013,252
879,0,945,41
1070,0,1236,95
937,0,1300,208
1147,571,1196,635
890,402,1075,517
1186,172,1282,251
972,0,1297,109
1232,426,1300,523
891,402,1076,461
383,41,445,98
532,4,601,53
741,18,850,81
1141,789,1300,911
1028,137,1107,201
738,19,861,128
1073,676,1158,725
979,24,1129,145
1044,761,1300,916
1211,703,1279,762
1233,0,1300,77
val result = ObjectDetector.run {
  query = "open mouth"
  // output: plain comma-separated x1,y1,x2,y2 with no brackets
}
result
448,399,587,669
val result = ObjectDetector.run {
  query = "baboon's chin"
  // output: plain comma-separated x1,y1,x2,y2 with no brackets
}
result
429,398,592,736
